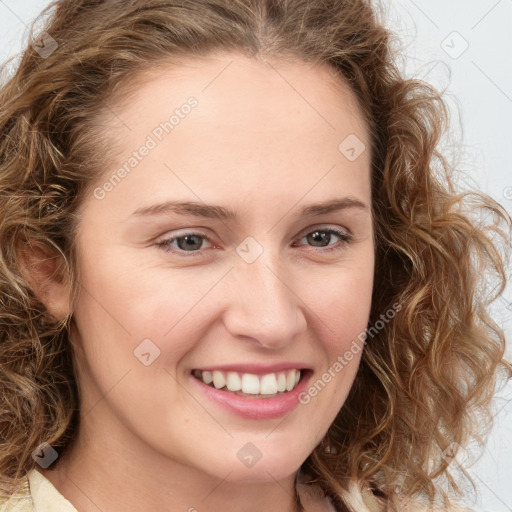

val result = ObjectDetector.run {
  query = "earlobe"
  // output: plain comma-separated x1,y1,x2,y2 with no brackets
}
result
17,238,71,321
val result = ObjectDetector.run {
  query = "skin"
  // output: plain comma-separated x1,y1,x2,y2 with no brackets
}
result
31,52,375,512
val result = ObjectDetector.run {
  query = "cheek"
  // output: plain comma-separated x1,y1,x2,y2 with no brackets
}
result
292,255,373,411
303,257,374,350
73,238,374,371
74,241,202,349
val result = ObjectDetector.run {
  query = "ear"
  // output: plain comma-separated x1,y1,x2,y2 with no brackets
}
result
17,237,71,321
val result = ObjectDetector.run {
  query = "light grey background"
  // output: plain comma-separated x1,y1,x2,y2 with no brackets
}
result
0,0,510,510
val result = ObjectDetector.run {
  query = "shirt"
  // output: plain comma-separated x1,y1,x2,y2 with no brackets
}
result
0,468,338,512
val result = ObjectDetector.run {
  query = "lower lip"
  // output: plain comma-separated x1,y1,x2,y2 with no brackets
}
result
189,371,312,420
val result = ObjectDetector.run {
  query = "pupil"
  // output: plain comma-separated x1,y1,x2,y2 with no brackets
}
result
178,235,202,251
309,231,329,247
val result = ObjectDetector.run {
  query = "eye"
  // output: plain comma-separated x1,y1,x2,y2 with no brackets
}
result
293,227,353,252
156,231,213,256
155,227,353,257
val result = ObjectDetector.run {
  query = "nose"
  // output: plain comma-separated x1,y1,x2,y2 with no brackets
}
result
221,252,307,350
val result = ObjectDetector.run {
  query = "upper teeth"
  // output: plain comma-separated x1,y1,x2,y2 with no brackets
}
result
195,369,301,394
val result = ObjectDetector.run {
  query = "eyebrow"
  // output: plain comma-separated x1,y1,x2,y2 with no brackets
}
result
130,196,369,222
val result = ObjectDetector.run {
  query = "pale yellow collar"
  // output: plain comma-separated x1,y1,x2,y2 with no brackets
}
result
28,469,77,512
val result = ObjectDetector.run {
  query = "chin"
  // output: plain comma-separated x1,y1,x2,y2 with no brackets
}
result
217,449,308,484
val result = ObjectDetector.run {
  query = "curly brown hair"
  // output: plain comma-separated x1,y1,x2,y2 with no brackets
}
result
0,0,510,510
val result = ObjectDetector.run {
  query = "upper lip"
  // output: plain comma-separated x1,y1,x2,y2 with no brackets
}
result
192,363,311,375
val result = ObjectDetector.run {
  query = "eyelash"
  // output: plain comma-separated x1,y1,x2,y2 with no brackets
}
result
155,227,353,257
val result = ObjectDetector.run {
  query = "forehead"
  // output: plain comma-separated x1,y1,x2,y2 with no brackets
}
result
87,52,372,220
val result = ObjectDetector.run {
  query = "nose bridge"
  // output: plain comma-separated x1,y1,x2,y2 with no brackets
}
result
222,245,306,347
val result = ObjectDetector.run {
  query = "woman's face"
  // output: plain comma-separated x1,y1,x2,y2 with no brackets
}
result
68,52,374,483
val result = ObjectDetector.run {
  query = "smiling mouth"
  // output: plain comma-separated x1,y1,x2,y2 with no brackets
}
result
191,368,307,398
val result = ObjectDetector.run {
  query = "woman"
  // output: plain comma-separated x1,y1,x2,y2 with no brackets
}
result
0,0,510,511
